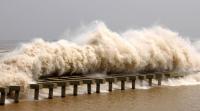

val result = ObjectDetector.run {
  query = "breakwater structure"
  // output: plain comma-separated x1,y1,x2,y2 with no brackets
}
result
0,72,187,105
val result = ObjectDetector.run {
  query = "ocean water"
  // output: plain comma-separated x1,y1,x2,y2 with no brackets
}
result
0,21,200,110
1,85,200,111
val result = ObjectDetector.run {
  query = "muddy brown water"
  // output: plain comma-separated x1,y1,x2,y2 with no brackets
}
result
1,85,200,111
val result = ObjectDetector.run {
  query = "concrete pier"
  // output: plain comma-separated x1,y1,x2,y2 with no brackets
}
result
54,81,69,97
83,79,93,94
30,84,43,100
128,76,136,89
9,86,21,103
105,77,116,92
138,75,145,86
69,80,81,96
155,74,163,86
0,72,189,105
95,79,105,93
0,87,8,105
116,77,127,90
39,82,57,99
146,74,154,86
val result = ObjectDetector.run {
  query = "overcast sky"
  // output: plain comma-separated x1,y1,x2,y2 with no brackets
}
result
0,0,199,41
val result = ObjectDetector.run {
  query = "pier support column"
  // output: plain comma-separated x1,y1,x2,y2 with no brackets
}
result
83,79,93,94
117,77,127,90
155,74,163,86
158,79,162,86
138,75,145,86
30,84,42,100
108,82,112,91
106,78,116,92
87,83,92,94
40,82,57,99
49,87,53,99
73,84,78,96
61,85,66,97
9,86,21,103
56,81,69,98
96,83,100,93
0,87,8,105
45,79,69,98
95,79,105,93
128,76,136,89
69,80,81,96
146,75,154,86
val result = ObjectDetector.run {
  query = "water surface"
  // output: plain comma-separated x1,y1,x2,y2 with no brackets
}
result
1,85,200,111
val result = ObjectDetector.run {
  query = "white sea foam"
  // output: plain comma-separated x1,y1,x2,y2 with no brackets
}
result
0,21,200,94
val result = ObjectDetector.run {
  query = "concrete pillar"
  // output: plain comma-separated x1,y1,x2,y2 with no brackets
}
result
116,77,127,90
128,76,136,89
105,78,116,92
158,79,162,86
87,83,92,94
40,82,57,99
121,81,125,90
55,81,69,98
138,75,145,86
0,87,7,105
9,86,21,103
155,74,163,86
49,87,53,99
108,82,112,91
149,78,152,86
69,80,81,96
30,84,42,100
131,80,136,89
95,79,105,93
96,83,100,93
73,84,78,96
83,79,93,94
146,75,154,86
61,86,66,97
34,88,39,100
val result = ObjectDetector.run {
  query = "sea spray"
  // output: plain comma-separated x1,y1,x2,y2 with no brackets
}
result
0,21,200,93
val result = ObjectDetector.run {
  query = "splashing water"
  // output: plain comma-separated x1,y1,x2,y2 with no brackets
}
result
0,21,200,92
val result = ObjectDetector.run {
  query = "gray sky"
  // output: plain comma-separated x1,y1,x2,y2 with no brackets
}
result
0,0,200,41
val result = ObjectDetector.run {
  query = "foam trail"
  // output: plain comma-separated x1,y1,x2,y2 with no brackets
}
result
162,72,200,86
0,21,200,94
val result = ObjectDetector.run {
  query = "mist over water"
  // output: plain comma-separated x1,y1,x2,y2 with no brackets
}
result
0,21,200,93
